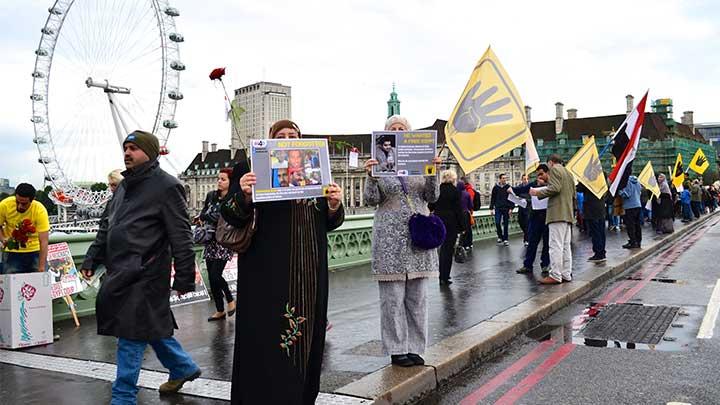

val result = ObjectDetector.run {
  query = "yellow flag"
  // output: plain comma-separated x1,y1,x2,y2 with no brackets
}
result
566,136,607,199
671,153,685,189
688,148,710,175
638,161,660,198
524,131,539,175
445,47,529,174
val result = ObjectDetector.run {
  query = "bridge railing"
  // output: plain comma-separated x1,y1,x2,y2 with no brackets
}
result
49,210,520,321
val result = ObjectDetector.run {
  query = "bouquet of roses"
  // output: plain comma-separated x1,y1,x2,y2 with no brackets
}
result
5,219,36,250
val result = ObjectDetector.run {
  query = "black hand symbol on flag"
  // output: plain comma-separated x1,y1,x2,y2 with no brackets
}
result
696,155,707,167
674,161,683,176
452,81,513,133
583,155,602,181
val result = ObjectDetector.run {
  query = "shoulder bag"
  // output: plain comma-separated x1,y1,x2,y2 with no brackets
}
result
399,177,446,250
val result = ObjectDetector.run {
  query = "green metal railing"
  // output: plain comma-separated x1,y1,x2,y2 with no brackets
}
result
50,210,520,321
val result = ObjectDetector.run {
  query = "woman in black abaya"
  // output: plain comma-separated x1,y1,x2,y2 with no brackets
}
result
229,120,344,404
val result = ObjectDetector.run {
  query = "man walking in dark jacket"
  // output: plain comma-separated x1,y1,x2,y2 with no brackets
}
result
82,130,201,404
490,173,514,246
578,183,607,261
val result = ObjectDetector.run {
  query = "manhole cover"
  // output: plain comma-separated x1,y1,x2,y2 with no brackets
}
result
580,304,679,344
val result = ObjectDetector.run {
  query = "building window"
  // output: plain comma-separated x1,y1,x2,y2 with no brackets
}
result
537,139,543,147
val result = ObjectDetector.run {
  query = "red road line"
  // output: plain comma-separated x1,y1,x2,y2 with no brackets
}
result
459,340,555,405
462,217,719,405
616,222,712,303
492,343,576,405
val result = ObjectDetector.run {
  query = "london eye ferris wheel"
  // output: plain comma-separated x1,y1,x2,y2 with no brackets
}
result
30,0,185,214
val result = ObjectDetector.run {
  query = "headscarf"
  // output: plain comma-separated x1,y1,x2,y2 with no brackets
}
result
658,174,671,195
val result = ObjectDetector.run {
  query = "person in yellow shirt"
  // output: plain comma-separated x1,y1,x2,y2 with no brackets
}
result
0,183,50,274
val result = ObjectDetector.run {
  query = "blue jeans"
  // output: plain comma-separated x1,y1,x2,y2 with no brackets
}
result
0,252,39,274
606,206,619,227
586,218,606,257
494,208,510,241
113,337,199,405
682,203,693,220
524,213,549,269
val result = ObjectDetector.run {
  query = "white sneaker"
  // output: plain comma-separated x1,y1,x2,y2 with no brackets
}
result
524,241,529,247
497,238,503,244
503,240,509,246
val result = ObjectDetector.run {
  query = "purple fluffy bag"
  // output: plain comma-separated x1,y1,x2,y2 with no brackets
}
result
400,177,446,250
408,212,446,250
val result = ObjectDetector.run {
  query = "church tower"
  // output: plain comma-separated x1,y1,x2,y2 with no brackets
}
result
387,83,401,118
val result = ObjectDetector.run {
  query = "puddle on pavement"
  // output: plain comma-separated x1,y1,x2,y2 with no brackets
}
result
526,303,698,352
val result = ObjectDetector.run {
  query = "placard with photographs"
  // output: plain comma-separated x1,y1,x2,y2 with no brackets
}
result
250,138,333,202
371,130,437,177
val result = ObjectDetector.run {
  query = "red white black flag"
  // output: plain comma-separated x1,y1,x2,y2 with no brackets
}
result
608,91,649,196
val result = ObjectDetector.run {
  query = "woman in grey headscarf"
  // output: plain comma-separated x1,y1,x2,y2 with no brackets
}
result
364,115,442,367
653,173,674,234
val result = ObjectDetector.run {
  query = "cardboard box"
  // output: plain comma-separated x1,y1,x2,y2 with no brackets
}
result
0,273,54,349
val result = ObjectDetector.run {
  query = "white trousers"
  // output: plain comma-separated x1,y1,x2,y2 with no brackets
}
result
548,222,573,281
378,277,428,355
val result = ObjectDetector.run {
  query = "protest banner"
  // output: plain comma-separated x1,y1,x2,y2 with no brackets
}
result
46,243,84,299
170,261,210,307
638,161,660,198
445,46,530,174
566,136,608,199
251,138,333,202
222,255,238,295
0,272,53,349
371,130,437,177
46,242,83,326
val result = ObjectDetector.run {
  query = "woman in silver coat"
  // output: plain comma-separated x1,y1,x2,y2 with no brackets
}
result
364,115,441,367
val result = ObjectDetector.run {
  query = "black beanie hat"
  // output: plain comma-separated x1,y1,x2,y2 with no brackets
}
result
123,130,160,161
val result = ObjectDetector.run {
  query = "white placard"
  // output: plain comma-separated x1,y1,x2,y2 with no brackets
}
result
508,194,527,209
531,186,549,210
349,151,359,168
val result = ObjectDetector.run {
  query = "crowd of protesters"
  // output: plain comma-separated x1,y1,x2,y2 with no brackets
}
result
5,117,720,405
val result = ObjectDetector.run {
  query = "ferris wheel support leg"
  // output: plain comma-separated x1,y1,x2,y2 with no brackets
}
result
107,93,129,149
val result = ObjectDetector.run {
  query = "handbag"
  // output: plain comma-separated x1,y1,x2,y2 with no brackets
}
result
192,224,215,245
216,193,258,254
399,177,446,250
454,243,468,264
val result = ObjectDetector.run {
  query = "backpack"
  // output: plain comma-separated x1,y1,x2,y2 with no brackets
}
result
472,191,481,211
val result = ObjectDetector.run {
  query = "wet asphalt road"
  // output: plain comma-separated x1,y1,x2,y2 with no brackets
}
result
419,215,720,405
0,216,704,404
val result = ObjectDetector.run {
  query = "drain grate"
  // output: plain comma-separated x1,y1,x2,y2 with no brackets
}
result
580,304,679,344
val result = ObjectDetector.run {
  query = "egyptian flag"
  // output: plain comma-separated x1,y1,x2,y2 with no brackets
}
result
608,91,648,195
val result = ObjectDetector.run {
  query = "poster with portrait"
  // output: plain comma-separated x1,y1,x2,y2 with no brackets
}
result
250,138,333,202
371,130,437,177
46,242,85,299
170,261,210,307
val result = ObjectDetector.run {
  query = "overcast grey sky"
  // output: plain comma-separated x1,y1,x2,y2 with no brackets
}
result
1,0,718,187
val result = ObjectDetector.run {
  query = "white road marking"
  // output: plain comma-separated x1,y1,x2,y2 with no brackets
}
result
0,350,372,404
697,279,720,339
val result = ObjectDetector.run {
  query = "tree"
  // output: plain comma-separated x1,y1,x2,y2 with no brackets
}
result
90,182,108,192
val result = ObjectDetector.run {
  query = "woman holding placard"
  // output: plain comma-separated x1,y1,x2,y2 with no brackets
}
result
364,115,442,367
230,120,345,405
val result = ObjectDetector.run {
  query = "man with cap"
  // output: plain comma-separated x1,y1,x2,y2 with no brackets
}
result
81,130,201,404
